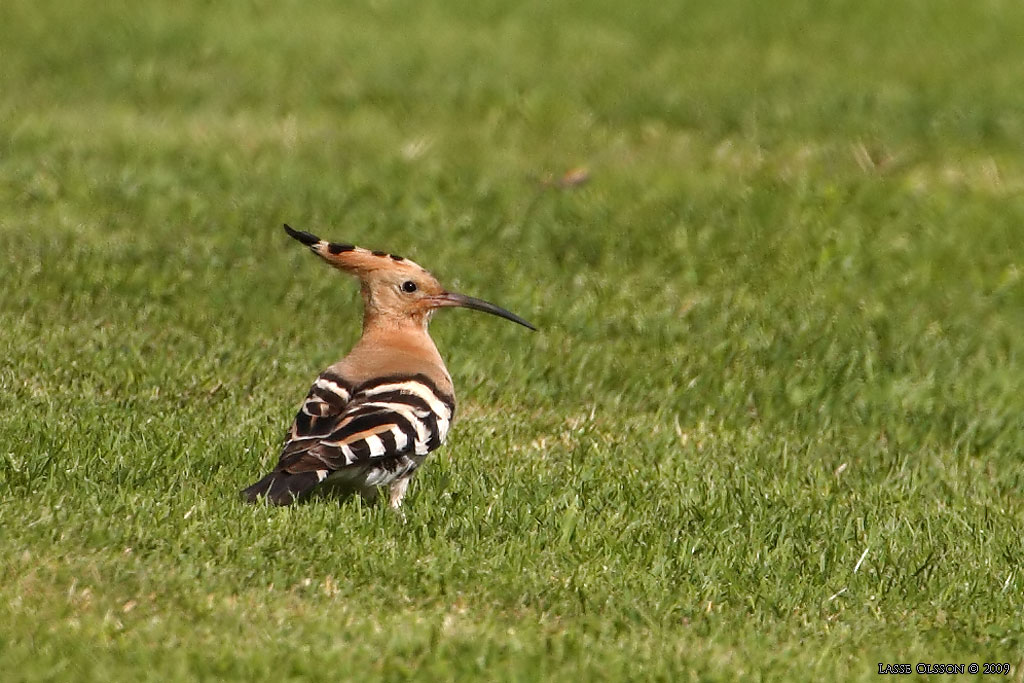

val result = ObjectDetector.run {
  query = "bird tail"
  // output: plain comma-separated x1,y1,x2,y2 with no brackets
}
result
241,470,321,505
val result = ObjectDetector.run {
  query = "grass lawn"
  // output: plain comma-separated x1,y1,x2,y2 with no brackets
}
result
2,0,1024,679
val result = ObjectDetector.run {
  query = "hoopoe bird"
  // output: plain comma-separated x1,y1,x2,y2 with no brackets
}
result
242,224,535,507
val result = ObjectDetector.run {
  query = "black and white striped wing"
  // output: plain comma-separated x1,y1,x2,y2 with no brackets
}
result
242,372,456,504
278,373,455,475
278,371,353,458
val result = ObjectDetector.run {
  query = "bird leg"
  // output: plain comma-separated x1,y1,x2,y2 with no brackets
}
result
388,477,411,509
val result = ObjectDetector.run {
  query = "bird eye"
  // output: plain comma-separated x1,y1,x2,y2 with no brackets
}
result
401,281,418,293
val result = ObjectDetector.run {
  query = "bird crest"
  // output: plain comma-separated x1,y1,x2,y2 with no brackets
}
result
282,223,535,331
284,223,428,276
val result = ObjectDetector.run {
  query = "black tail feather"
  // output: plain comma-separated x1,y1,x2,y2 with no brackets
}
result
241,470,321,505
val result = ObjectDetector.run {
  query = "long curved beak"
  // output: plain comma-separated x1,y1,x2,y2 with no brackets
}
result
431,292,537,331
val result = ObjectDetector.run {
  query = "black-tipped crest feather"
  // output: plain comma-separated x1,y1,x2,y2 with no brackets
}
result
283,223,320,246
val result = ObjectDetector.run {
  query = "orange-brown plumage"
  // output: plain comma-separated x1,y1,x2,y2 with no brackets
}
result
241,224,534,507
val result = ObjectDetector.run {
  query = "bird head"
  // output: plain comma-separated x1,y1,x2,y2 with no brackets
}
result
283,224,536,332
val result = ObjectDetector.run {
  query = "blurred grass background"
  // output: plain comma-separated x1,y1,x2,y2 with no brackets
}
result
1,0,1023,680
